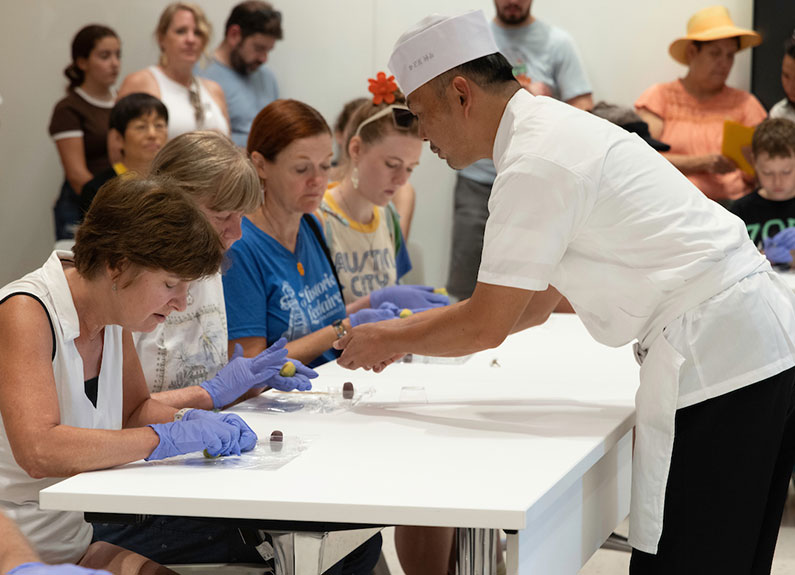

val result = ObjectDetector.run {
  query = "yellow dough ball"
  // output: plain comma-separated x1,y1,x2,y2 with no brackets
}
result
203,449,221,459
280,361,296,377
433,287,448,295
399,308,413,318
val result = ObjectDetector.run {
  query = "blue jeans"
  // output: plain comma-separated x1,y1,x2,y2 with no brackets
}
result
53,180,82,240
92,517,382,573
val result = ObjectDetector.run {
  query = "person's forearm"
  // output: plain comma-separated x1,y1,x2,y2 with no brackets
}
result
284,322,346,365
14,426,159,479
125,398,178,428
346,295,371,314
151,385,214,410
0,515,39,573
382,300,508,358
664,153,709,175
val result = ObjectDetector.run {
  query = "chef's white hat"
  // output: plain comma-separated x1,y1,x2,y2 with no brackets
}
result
387,10,499,96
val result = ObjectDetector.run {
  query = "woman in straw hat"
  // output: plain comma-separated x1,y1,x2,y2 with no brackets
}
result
635,5,766,205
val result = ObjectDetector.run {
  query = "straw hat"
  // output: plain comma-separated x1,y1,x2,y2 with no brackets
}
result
668,5,761,65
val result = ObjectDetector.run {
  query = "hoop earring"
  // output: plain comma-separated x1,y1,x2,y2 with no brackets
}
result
351,167,359,190
112,282,117,292
159,52,168,67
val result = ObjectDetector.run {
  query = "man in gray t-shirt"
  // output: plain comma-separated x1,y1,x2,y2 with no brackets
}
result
197,2,282,147
447,0,593,300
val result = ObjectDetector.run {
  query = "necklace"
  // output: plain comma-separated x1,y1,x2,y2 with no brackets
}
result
257,207,306,277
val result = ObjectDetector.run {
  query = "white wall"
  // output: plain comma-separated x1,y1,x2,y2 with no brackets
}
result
0,0,755,287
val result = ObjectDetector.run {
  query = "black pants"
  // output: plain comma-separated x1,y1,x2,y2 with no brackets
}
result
630,366,795,575
93,517,382,574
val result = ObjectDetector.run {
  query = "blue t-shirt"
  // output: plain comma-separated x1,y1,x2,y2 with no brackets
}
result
196,59,279,147
460,19,592,185
223,216,346,367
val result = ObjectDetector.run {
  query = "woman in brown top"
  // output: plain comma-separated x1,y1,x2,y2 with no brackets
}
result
49,24,120,241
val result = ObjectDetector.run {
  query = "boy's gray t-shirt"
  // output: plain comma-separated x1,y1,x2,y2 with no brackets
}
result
460,19,592,184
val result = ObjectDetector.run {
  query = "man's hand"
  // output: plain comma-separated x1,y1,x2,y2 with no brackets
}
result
333,321,404,371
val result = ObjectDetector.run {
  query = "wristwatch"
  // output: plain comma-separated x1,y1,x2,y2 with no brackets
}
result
173,408,192,422
332,318,348,339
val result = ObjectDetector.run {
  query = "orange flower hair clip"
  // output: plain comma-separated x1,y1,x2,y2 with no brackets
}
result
368,72,398,105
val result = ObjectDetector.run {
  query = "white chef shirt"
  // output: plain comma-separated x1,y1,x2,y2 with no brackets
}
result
479,90,795,553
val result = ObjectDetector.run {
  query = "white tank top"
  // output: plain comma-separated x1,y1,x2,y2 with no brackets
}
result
0,251,124,564
149,65,229,139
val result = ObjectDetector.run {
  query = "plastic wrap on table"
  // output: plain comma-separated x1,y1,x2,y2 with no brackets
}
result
399,353,472,365
234,386,376,414
147,434,309,470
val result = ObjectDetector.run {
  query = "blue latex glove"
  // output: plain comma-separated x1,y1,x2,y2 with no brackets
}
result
370,285,450,309
200,338,311,408
8,564,111,575
349,302,401,327
267,359,317,393
146,417,240,460
763,237,793,265
771,227,795,250
182,409,258,452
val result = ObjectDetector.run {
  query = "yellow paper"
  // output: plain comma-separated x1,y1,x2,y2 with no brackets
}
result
722,120,756,176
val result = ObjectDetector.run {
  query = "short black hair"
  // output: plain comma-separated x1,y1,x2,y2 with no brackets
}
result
226,1,283,40
109,93,168,135
692,37,741,52
433,52,518,96
786,30,795,59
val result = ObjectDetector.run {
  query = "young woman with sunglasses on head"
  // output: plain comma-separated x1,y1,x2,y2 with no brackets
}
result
49,25,121,241
319,75,424,303
331,95,418,240
117,2,229,140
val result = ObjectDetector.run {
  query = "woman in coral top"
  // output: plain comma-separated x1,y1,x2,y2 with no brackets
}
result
635,6,766,204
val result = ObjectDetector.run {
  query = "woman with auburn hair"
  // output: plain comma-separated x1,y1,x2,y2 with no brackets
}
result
118,2,229,139
0,176,257,573
49,24,121,240
223,99,446,372
225,97,448,575
635,5,766,204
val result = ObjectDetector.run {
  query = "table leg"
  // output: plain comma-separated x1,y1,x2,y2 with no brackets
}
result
505,430,632,575
269,528,383,575
456,527,498,575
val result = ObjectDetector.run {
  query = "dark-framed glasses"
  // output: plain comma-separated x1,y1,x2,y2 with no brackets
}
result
354,104,416,137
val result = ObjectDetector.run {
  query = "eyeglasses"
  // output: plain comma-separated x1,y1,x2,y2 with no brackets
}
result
354,104,416,137
188,77,205,128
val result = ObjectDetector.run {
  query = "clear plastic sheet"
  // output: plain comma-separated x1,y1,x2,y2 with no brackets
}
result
234,386,375,414
148,435,310,470
399,353,472,365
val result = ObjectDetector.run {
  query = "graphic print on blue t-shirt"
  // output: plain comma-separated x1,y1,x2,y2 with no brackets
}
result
224,217,346,367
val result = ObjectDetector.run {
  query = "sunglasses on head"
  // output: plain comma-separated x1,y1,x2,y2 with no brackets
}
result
188,78,205,127
354,104,416,137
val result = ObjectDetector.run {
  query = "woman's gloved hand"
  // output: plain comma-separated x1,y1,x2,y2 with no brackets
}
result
199,338,314,407
370,285,449,310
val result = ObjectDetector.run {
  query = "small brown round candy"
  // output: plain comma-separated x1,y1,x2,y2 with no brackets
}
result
270,429,283,452
342,381,354,400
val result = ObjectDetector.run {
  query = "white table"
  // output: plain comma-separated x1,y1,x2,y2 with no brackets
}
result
40,315,639,575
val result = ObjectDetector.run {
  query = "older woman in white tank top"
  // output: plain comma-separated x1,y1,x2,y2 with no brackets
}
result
118,2,229,139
